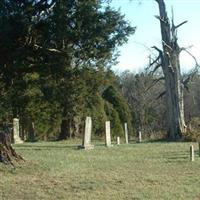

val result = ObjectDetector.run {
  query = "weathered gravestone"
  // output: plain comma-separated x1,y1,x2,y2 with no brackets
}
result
124,123,128,144
117,136,120,145
138,131,142,143
80,116,94,150
105,121,113,147
13,118,23,144
190,145,194,162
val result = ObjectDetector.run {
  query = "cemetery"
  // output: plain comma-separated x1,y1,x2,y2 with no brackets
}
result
1,0,200,199
1,117,200,199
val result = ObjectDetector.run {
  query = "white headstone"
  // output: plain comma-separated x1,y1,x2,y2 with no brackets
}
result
138,131,142,143
81,117,94,150
124,123,128,144
13,118,23,144
105,121,112,147
117,136,120,145
190,145,194,161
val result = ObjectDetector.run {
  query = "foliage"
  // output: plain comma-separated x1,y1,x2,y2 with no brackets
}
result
86,94,107,137
102,85,133,136
182,117,200,142
119,70,167,138
0,0,134,140
104,101,124,137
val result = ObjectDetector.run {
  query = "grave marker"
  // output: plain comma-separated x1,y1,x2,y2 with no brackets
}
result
80,116,94,150
190,145,194,162
138,131,142,143
124,123,128,144
13,118,23,144
117,136,120,145
105,121,112,147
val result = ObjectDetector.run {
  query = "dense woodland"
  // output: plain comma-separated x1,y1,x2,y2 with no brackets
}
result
0,0,135,142
0,0,200,144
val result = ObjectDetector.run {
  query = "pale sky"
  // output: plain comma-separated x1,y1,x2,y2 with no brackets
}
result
110,0,200,73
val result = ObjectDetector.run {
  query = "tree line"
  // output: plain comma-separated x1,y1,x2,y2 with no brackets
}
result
0,0,200,143
0,0,134,141
120,69,200,141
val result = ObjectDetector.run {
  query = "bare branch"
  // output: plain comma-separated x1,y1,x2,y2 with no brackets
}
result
162,40,173,51
156,91,166,100
154,15,167,24
149,55,161,67
146,77,165,92
180,45,193,52
153,76,165,83
171,6,174,25
175,20,188,29
150,63,162,75
152,46,163,54
180,49,200,88
183,68,198,88
181,48,199,68
133,41,158,57
130,93,139,103
147,46,163,74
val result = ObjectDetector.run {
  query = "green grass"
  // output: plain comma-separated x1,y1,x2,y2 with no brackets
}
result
1,140,200,200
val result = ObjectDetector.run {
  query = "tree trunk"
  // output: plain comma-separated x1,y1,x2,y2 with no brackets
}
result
28,120,36,142
58,116,80,140
58,119,71,140
163,57,185,139
156,0,186,139
0,125,23,165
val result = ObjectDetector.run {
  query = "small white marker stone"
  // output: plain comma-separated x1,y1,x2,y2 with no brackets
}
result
117,137,120,145
190,145,194,162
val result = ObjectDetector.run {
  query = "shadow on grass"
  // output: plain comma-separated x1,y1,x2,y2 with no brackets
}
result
15,142,110,150
15,144,79,151
163,151,190,163
165,156,189,163
126,138,168,144
148,138,168,143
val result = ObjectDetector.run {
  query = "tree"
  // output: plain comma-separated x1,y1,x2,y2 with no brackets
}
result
103,85,133,137
150,0,194,139
120,70,166,138
0,0,135,158
184,74,200,132
49,0,135,139
0,122,23,165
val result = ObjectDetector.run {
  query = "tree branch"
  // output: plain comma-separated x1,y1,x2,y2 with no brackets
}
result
150,63,162,75
146,77,165,92
183,68,198,89
152,46,163,54
154,15,167,24
180,48,199,68
149,55,161,66
34,44,68,57
162,40,173,51
156,90,166,99
180,49,200,89
175,20,188,29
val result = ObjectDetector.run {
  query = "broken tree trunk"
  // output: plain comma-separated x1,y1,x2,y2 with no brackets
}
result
155,0,186,139
0,127,24,165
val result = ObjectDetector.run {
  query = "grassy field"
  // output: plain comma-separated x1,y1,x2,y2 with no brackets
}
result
1,140,200,200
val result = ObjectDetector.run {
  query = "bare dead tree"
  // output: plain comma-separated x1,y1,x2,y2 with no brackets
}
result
150,0,199,139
